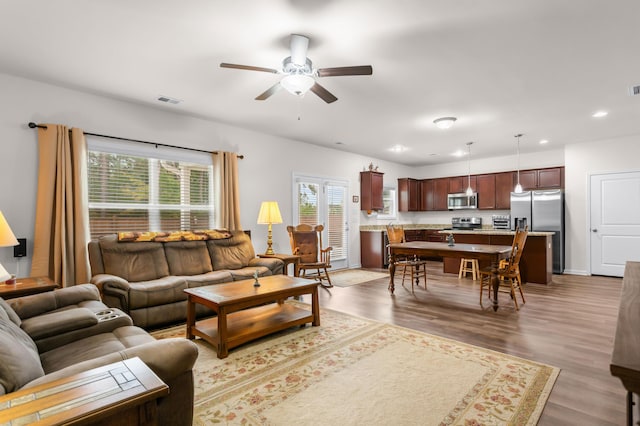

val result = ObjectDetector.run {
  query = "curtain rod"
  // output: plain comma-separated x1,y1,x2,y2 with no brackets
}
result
27,122,244,159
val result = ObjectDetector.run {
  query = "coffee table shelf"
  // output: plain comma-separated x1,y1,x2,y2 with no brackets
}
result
185,275,320,358
192,303,314,352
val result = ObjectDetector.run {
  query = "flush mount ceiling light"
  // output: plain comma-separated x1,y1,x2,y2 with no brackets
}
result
592,111,608,118
433,117,457,129
389,144,407,153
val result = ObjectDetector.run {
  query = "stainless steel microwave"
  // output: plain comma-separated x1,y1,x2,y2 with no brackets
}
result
447,192,478,210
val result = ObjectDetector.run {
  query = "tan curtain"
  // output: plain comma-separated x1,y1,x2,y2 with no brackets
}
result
31,125,91,286
213,151,242,230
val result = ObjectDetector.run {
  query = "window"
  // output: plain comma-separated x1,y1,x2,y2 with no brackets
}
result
377,187,397,219
87,138,214,239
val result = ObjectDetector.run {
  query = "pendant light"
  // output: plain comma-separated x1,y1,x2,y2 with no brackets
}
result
514,134,523,193
465,142,474,196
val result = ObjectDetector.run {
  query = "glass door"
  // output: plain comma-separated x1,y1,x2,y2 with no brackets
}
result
293,174,349,270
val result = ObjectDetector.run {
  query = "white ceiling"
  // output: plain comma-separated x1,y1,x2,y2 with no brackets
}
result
1,0,639,166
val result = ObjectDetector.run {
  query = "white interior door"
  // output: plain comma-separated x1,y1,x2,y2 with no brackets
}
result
590,171,640,276
293,175,349,270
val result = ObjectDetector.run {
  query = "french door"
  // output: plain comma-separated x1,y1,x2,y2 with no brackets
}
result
293,174,349,270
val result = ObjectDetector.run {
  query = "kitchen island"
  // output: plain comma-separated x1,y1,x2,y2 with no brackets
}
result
359,226,554,284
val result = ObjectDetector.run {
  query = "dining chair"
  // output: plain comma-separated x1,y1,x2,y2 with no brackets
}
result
386,224,427,293
287,224,333,287
478,226,528,310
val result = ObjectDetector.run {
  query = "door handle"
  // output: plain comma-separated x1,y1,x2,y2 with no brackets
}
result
592,229,598,233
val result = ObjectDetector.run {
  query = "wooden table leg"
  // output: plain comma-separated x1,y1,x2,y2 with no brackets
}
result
492,257,500,311
388,253,396,294
217,306,228,359
186,297,195,339
311,285,320,326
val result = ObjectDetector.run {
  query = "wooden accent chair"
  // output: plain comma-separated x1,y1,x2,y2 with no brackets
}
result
287,224,333,288
386,224,427,293
479,226,529,310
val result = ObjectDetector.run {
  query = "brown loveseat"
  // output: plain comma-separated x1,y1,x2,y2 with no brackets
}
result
88,231,284,328
0,284,198,426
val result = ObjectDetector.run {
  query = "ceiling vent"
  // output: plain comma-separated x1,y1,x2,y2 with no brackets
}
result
157,95,182,104
629,85,640,96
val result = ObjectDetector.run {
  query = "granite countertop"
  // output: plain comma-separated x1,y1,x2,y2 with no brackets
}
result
436,229,555,236
359,225,554,236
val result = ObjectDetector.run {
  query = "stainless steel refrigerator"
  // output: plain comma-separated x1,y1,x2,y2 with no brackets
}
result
510,189,564,274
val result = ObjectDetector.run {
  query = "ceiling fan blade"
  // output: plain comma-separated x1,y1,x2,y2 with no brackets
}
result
220,63,279,74
255,82,282,101
290,34,309,66
310,82,338,104
317,65,373,77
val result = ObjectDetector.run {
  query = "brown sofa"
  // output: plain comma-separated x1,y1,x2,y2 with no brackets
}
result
88,231,284,328
0,284,198,426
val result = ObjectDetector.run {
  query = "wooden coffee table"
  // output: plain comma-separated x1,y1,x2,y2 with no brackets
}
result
184,275,320,358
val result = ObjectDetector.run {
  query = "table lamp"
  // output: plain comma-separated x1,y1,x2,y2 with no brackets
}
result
257,201,282,255
0,211,19,282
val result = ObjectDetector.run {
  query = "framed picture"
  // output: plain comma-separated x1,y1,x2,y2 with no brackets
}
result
352,195,359,203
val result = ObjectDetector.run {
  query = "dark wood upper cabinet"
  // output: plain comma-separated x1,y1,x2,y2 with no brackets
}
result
398,178,420,212
360,171,384,212
495,171,514,209
421,178,449,211
517,170,538,190
476,174,496,209
449,176,476,193
537,167,564,188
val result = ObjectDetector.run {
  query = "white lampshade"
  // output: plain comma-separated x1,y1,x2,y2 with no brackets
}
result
514,183,523,194
0,211,17,282
0,211,18,247
257,201,283,225
280,74,315,96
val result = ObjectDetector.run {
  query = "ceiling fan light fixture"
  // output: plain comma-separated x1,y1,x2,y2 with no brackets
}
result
280,74,315,96
434,117,457,129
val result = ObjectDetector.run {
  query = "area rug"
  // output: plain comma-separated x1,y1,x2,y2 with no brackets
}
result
151,303,559,425
329,268,388,287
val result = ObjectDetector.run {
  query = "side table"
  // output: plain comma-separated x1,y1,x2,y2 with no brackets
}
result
0,357,168,425
0,276,59,299
258,253,301,277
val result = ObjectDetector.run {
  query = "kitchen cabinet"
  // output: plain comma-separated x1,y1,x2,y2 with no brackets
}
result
398,178,421,212
360,171,384,212
476,174,496,209
495,172,514,209
449,176,476,194
422,178,449,211
518,167,564,190
360,231,386,268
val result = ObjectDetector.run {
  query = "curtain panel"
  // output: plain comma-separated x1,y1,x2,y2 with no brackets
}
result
31,125,91,286
213,151,242,230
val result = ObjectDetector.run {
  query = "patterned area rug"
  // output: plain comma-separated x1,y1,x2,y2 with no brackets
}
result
152,303,558,425
329,269,388,287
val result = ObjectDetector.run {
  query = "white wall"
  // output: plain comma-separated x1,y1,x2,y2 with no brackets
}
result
0,72,412,275
564,135,640,275
2,71,638,278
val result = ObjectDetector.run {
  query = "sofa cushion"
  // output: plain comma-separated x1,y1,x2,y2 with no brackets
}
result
0,297,21,326
127,277,188,310
99,235,169,282
165,241,213,276
229,266,272,281
20,308,99,340
0,315,44,392
207,231,255,270
182,270,234,287
39,326,155,374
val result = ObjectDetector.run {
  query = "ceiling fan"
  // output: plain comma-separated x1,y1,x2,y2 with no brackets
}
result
220,34,373,104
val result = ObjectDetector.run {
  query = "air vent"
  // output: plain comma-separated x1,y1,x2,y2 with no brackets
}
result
157,95,182,104
629,85,640,96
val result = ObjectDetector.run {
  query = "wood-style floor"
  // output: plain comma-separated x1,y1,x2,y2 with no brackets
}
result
299,262,626,425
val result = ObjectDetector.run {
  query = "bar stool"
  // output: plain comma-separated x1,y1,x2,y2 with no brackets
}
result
458,258,479,280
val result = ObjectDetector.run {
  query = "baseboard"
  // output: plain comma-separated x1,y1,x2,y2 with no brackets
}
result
562,269,589,276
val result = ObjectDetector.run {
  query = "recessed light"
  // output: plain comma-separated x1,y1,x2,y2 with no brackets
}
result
452,149,466,157
592,111,608,118
539,139,549,144
157,95,182,105
335,141,344,145
433,117,457,129
389,144,407,153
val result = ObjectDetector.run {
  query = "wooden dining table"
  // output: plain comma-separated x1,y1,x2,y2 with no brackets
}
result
388,241,512,311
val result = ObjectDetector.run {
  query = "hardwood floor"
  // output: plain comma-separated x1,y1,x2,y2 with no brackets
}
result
299,261,626,425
